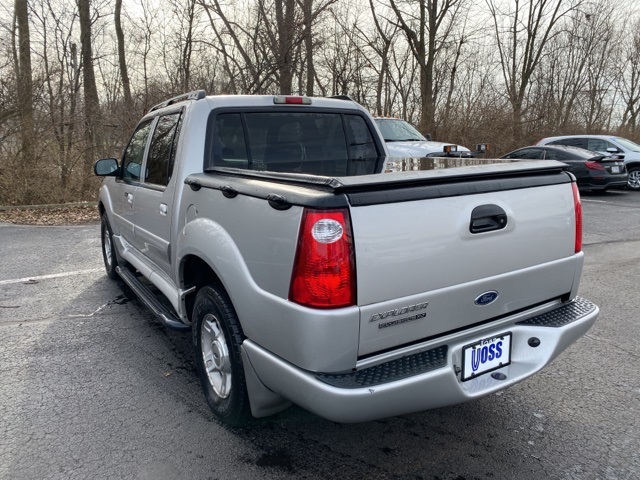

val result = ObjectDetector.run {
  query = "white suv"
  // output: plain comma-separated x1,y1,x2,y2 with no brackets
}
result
537,135,640,190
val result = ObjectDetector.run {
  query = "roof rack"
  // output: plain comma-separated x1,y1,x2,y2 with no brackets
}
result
149,90,206,113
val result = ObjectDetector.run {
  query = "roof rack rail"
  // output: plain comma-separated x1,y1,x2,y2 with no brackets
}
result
149,90,206,113
329,95,355,102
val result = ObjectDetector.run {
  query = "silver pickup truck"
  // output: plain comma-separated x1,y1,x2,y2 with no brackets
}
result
94,91,599,425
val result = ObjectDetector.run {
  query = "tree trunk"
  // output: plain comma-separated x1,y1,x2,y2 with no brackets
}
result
14,0,35,203
302,0,314,96
275,0,296,94
114,0,132,105
77,0,101,196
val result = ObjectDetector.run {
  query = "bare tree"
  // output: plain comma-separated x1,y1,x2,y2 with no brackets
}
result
578,12,620,133
31,0,82,199
388,0,464,137
365,0,397,115
296,0,337,96
200,0,270,93
486,0,580,141
621,20,640,134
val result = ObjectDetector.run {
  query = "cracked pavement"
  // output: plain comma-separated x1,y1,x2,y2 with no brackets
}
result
1,190,639,480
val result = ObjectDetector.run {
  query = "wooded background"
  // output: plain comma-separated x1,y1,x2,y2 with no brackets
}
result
3,0,640,204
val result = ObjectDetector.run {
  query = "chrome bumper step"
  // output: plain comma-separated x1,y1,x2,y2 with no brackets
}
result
516,297,596,328
316,345,448,388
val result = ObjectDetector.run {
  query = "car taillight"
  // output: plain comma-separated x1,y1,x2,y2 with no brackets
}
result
573,183,582,253
289,208,356,308
585,161,605,171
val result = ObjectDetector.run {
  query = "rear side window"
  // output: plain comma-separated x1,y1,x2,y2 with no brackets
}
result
145,112,183,186
586,138,615,152
345,115,377,160
506,148,543,160
211,113,249,168
543,149,563,160
122,120,153,181
550,138,587,149
205,111,381,176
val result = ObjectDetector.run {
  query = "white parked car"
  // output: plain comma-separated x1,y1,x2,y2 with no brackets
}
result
536,135,640,190
374,118,474,158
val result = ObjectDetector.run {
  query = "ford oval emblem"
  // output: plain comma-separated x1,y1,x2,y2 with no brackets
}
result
475,291,499,306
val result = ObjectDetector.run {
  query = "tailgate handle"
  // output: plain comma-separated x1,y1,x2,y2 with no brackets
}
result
470,204,507,234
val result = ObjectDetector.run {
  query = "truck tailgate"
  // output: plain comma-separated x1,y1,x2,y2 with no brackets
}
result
350,180,579,357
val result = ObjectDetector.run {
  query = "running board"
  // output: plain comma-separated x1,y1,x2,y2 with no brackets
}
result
116,266,190,332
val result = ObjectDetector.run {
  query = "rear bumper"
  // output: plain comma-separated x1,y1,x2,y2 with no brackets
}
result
581,175,628,190
242,297,598,423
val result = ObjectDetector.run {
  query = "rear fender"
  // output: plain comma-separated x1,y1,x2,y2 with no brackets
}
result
176,216,360,372
625,160,640,171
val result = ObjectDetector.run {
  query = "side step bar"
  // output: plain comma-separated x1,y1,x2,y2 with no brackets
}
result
116,266,190,332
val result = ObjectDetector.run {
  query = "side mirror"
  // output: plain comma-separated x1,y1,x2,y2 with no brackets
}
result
443,145,458,154
476,144,489,155
606,147,620,154
94,158,119,176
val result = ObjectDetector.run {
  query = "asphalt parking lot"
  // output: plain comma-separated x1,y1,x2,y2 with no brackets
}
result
1,190,639,480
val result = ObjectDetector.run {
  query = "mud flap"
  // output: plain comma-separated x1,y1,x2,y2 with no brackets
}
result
241,345,292,418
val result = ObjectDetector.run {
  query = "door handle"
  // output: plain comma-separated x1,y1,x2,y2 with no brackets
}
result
159,203,168,216
470,204,507,234
125,192,134,204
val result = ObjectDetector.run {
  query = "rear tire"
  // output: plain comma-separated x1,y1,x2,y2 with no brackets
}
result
192,285,251,426
627,167,640,191
101,214,118,279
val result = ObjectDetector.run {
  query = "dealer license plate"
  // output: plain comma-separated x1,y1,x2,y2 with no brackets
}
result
611,166,620,173
461,332,512,381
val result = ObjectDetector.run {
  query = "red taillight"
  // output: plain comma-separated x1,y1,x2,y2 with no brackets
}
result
289,208,356,308
573,183,582,253
585,161,605,171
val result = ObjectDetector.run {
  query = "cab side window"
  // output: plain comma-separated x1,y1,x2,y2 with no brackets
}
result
145,112,183,186
123,120,153,181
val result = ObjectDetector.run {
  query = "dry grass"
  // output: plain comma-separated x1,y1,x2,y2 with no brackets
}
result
0,205,100,226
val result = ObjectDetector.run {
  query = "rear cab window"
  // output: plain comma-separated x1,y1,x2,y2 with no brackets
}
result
205,110,383,176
